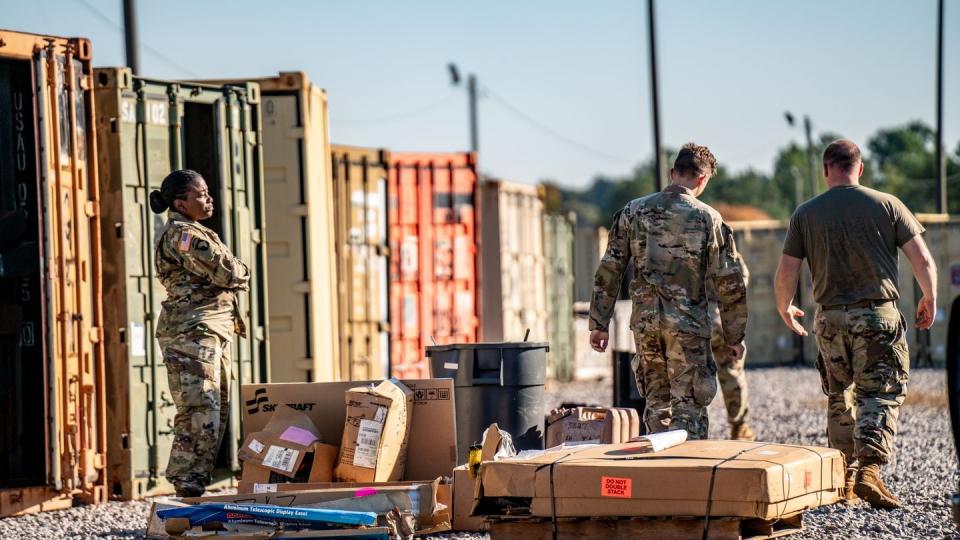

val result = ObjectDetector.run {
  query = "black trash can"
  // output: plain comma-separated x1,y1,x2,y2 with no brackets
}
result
428,342,548,465
613,351,647,434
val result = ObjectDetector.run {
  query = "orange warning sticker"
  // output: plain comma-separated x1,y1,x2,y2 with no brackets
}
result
601,476,632,498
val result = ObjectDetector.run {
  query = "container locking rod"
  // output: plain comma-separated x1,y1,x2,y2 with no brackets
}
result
523,328,530,342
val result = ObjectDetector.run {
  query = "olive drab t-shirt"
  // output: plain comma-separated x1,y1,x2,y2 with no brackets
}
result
782,185,925,306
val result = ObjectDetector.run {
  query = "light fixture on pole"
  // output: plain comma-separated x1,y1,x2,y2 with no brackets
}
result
448,63,478,154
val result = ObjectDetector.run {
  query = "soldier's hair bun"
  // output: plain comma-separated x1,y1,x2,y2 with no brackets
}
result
149,190,168,213
150,169,204,214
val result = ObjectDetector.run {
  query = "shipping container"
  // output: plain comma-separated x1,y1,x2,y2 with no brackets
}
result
389,152,479,378
210,72,339,383
0,29,106,516
478,179,547,344
543,213,576,381
574,226,607,302
331,145,390,381
95,68,268,499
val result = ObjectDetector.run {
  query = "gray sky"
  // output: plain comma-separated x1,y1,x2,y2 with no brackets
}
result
5,0,958,187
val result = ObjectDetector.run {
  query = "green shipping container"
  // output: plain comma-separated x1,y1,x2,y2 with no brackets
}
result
94,68,269,499
543,213,576,381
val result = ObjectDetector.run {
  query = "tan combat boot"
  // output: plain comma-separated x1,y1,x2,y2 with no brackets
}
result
853,462,902,509
730,422,755,441
843,467,859,503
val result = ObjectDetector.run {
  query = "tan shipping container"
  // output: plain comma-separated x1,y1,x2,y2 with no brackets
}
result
479,180,547,343
230,72,340,382
330,145,391,381
0,29,106,516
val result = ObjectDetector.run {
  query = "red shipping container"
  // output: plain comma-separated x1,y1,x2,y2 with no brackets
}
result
388,152,479,378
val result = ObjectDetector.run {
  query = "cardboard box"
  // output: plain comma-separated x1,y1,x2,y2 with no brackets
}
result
545,407,607,447
452,465,486,532
334,380,414,482
475,440,843,520
238,406,338,483
147,481,450,539
241,379,456,481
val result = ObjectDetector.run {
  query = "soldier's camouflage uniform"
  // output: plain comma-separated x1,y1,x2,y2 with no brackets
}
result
813,303,909,464
709,255,750,427
590,185,747,439
155,211,250,492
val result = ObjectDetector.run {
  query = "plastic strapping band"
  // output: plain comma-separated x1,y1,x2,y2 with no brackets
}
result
702,443,772,540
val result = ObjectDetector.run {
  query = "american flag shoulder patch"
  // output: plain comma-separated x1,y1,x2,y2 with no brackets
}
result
178,232,194,252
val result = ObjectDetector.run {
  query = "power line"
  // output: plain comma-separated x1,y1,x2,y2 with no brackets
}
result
331,92,458,123
485,89,633,165
74,0,200,77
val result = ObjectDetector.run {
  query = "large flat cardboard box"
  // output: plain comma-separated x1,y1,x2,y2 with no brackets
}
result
475,440,843,519
452,465,485,532
241,379,456,481
335,380,413,482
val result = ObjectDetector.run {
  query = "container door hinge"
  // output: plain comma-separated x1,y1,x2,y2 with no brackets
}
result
291,204,309,217
84,200,99,217
88,326,103,343
256,326,265,341
286,127,305,140
293,281,310,294
252,229,263,243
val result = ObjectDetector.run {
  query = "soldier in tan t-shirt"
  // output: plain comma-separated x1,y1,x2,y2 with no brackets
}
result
775,139,937,510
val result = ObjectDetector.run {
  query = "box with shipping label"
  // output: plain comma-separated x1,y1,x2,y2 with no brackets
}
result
475,440,843,520
335,379,414,482
238,406,337,483
545,407,607,447
241,378,456,482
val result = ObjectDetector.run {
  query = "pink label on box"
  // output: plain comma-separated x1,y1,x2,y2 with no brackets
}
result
355,487,378,498
279,426,318,446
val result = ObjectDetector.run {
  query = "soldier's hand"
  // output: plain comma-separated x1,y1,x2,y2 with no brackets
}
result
779,304,808,336
590,330,609,352
916,295,936,330
728,342,745,361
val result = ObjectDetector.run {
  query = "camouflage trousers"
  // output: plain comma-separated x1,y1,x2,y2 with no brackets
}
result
813,303,909,465
711,307,749,426
633,329,717,440
158,330,232,490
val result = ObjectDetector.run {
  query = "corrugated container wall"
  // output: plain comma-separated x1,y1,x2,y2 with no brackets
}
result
389,152,479,378
0,29,106,516
543,213,576,381
234,72,339,383
95,68,269,499
478,180,547,344
331,145,390,381
574,226,607,302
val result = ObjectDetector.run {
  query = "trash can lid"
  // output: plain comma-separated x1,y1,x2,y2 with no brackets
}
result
426,341,549,353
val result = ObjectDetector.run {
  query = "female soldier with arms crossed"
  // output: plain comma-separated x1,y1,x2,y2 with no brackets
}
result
149,169,250,497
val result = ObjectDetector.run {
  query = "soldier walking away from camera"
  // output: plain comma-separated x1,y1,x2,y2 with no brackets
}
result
589,143,748,440
710,253,755,440
149,169,251,497
775,139,937,509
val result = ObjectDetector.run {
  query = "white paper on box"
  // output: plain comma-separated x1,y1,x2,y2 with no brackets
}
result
353,419,384,468
253,483,277,493
248,438,265,454
638,429,687,452
262,445,299,473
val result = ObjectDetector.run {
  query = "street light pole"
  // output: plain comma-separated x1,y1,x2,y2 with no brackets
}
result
803,116,817,198
122,0,140,75
647,0,667,190
468,74,478,154
935,0,946,213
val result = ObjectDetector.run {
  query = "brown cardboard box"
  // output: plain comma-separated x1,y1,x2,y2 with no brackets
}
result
475,440,843,519
335,380,414,482
237,407,337,482
545,407,607,447
452,465,485,532
241,379,456,481
240,443,337,485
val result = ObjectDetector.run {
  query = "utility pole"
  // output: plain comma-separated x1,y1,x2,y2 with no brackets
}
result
647,0,667,190
803,116,817,198
935,0,946,213
122,0,141,75
468,74,478,153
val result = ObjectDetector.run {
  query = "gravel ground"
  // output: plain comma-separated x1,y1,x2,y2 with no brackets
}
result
1,368,956,539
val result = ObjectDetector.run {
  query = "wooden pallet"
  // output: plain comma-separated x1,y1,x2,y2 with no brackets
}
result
487,513,804,540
